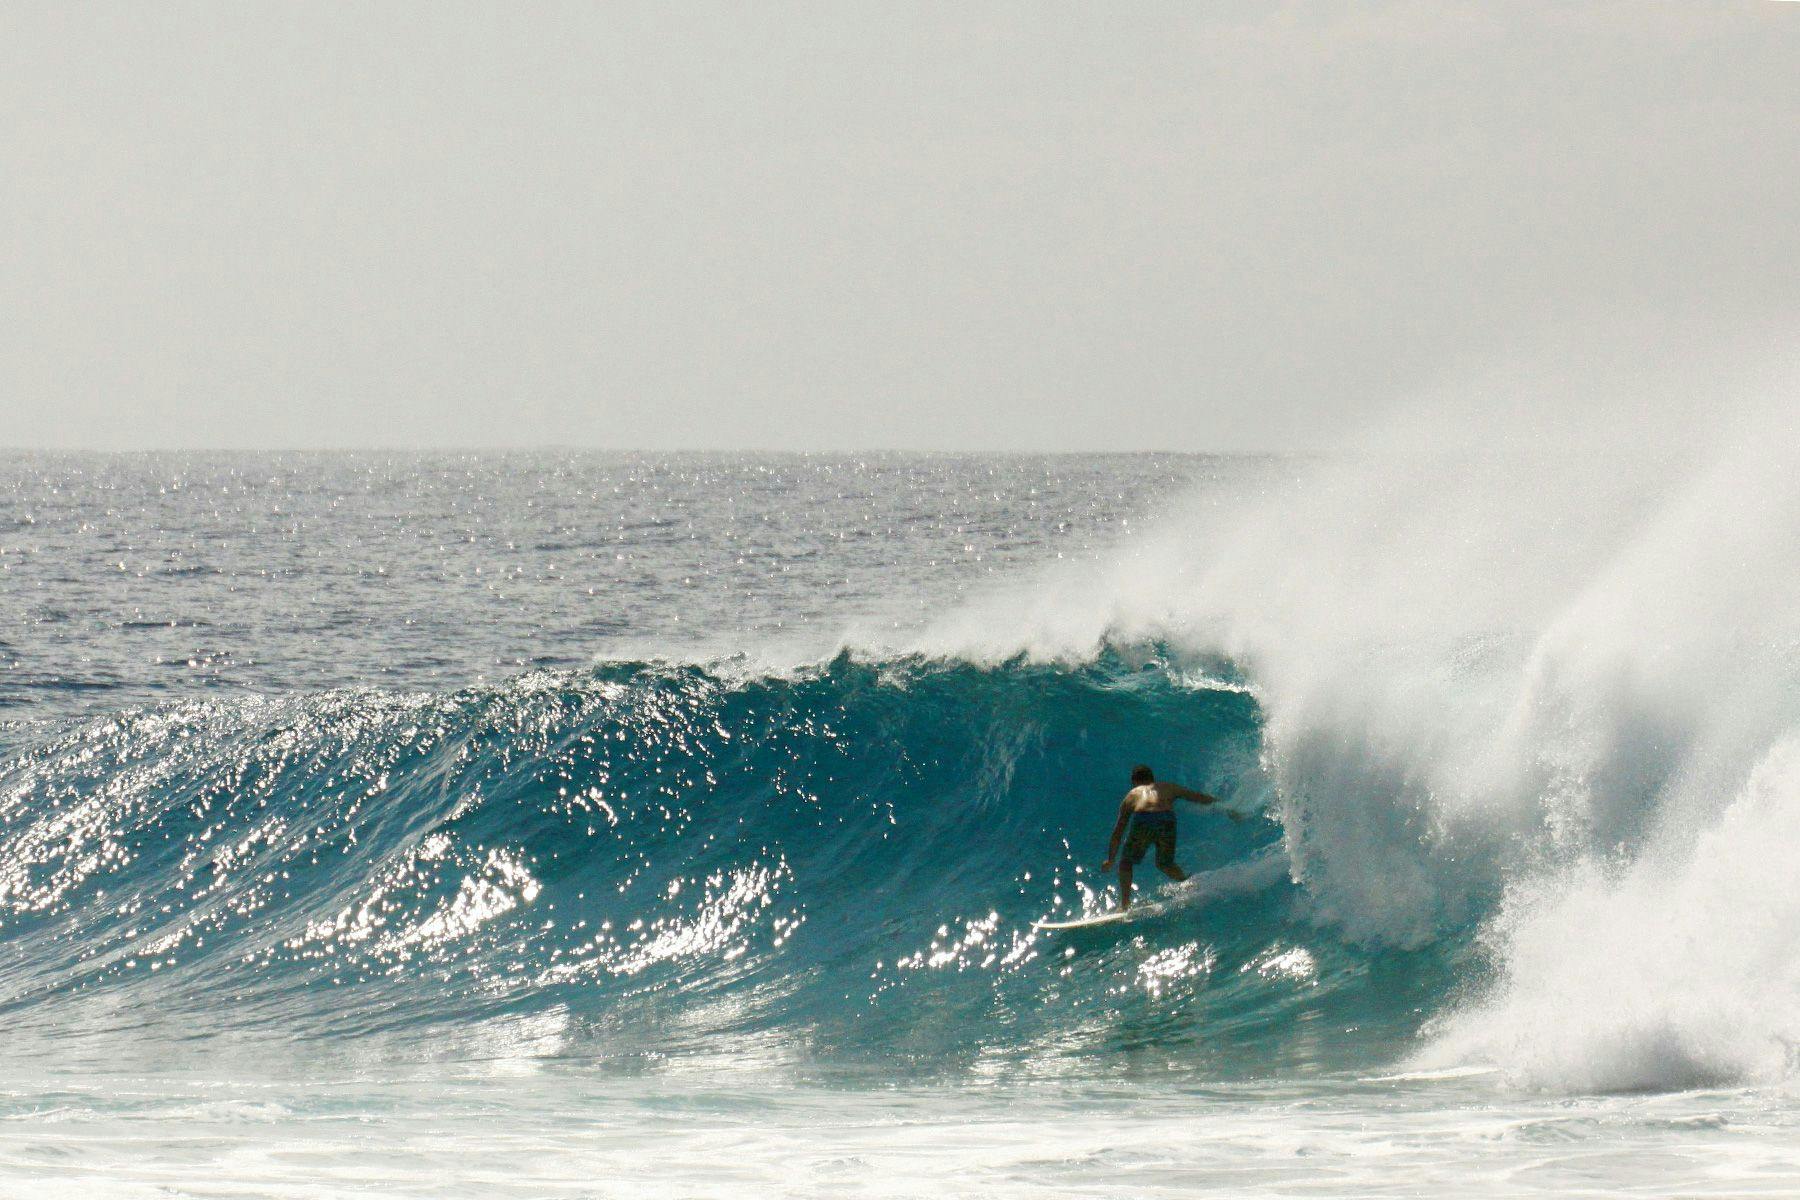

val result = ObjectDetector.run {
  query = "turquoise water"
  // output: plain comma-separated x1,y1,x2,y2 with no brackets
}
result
5,449,1800,1195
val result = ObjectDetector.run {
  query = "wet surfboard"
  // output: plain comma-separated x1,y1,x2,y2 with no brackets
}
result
1030,879,1197,931
1030,910,1134,932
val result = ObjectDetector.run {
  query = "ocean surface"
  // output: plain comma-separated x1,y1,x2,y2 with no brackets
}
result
3,449,1799,1197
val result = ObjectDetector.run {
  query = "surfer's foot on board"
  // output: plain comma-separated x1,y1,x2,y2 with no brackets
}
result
1119,861,1190,910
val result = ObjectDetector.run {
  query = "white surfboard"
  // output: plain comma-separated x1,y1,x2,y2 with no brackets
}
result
1030,877,1197,931
1030,910,1134,932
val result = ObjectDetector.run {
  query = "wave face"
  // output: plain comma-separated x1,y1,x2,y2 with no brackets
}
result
0,652,1455,1079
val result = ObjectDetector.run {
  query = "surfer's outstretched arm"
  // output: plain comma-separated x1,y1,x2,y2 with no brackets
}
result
1176,784,1247,821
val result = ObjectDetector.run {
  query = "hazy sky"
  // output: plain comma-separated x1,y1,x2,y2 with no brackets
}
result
3,2,1796,451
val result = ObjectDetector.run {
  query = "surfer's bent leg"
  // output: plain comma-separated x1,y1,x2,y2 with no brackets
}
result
1118,823,1155,910
1154,828,1186,881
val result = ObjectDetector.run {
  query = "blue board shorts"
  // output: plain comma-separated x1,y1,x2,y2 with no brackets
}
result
1123,810,1177,867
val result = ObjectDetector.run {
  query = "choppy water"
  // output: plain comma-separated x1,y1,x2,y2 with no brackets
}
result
0,452,1205,715
5,448,1800,1196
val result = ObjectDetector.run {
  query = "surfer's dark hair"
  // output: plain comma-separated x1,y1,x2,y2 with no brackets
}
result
1130,764,1154,785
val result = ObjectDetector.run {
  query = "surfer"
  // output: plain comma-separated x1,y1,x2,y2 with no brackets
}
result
1101,765,1224,911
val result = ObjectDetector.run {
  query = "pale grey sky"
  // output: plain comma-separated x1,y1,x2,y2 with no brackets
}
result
3,2,1795,451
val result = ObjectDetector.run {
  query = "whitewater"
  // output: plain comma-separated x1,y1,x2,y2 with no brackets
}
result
3,439,1800,1197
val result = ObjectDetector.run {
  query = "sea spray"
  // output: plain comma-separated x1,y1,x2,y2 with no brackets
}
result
915,389,1800,1090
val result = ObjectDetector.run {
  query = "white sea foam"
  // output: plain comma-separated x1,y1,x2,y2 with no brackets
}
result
1421,735,1800,1092
2,1071,1794,1199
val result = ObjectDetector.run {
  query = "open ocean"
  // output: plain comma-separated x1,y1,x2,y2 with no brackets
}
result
3,449,1798,1197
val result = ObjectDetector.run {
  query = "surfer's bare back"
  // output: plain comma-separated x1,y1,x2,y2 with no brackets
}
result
1101,764,1224,911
